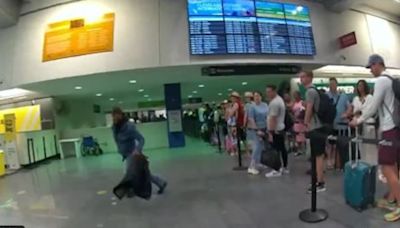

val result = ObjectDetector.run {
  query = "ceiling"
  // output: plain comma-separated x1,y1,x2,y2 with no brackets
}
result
306,0,400,17
359,0,400,17
0,0,22,28
20,65,294,110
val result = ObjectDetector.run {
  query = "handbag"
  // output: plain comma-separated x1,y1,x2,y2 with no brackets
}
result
261,141,281,171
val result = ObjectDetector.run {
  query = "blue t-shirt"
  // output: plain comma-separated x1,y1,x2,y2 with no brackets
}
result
249,102,269,129
327,91,350,130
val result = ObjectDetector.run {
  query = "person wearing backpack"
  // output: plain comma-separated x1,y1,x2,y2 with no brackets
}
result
350,54,400,222
299,71,335,193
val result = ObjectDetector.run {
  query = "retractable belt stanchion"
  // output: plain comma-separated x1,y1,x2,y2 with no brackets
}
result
233,126,247,171
299,131,328,223
216,124,222,153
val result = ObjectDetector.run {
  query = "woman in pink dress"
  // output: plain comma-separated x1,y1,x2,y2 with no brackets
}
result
292,91,306,156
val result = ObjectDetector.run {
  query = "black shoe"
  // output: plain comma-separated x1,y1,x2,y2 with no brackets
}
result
307,182,326,194
158,182,168,195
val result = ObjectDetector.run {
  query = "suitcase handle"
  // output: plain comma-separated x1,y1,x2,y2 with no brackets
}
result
349,126,360,166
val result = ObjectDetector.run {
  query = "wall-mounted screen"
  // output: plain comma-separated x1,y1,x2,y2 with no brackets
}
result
187,0,316,56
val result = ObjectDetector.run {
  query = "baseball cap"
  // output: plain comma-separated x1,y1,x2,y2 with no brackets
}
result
244,91,253,98
230,91,240,98
366,54,385,68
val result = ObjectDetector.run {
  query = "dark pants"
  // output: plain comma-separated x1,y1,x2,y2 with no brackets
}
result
272,133,288,169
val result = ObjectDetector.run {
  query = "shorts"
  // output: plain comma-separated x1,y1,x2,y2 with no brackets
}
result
308,127,329,157
378,128,400,165
293,123,306,143
246,129,254,145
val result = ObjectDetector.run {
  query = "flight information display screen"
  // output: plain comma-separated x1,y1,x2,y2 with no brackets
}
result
187,0,316,55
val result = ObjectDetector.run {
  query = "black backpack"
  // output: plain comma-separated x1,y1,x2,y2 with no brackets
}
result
383,75,400,127
284,109,294,131
310,88,336,127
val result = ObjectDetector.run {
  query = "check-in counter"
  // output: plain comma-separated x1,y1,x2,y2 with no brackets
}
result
15,130,59,165
0,130,59,166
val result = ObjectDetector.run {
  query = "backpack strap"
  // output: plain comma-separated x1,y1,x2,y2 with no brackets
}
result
381,74,395,120
308,87,320,123
334,93,342,108
381,74,400,127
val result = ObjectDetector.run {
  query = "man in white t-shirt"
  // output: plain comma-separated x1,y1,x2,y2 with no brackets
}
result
350,54,400,222
265,85,288,178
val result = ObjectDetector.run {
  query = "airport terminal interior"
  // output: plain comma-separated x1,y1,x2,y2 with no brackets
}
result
0,0,400,227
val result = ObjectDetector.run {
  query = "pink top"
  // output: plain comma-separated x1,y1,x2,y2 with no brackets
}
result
292,101,305,123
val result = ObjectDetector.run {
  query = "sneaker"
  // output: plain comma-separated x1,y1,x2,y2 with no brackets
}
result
280,167,290,174
265,170,282,178
377,199,397,211
247,168,260,175
384,207,400,222
307,182,326,194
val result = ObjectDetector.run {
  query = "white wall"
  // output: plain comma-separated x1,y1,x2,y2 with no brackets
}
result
0,26,16,90
0,0,400,90
328,10,400,67
60,122,169,151
365,15,400,67
11,0,160,86
54,99,106,130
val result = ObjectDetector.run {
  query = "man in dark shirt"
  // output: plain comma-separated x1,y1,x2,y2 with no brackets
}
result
112,107,167,194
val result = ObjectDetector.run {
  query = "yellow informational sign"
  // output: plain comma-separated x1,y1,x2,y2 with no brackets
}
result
3,113,20,170
43,13,115,62
0,105,41,134
4,114,16,142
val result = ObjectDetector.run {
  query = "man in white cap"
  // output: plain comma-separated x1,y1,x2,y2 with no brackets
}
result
350,54,400,222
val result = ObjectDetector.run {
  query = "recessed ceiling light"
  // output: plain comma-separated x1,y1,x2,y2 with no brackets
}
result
138,89,144,93
242,82,248,86
147,98,152,101
192,91,198,94
109,98,115,101
218,93,223,96
75,86,83,90
96,93,102,97
198,84,205,88
228,88,233,91
144,94,149,98
129,80,137,84
188,95,193,98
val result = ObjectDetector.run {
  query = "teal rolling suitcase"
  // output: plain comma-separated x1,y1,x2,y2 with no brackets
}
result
343,128,376,211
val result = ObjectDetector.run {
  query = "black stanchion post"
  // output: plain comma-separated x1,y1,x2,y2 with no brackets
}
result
299,140,328,223
216,124,222,153
233,127,247,171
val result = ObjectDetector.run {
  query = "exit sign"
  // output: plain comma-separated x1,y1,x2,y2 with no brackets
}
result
339,32,357,49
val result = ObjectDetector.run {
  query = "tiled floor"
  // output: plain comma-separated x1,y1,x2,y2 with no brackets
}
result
0,138,398,228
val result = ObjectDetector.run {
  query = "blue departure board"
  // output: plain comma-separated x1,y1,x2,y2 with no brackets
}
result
187,0,316,55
